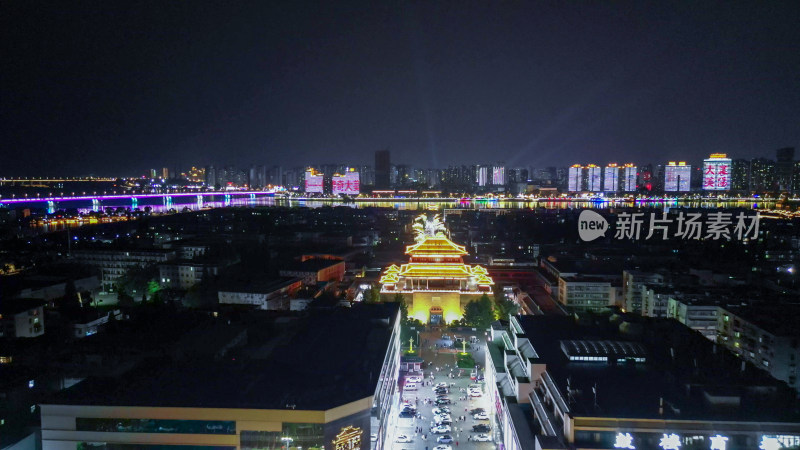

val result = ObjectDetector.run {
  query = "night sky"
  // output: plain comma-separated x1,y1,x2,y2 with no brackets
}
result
1,1,799,176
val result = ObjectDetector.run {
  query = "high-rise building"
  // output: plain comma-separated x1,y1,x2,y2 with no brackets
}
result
187,166,205,183
604,164,619,192
374,150,390,189
161,168,170,179
586,165,601,192
776,147,795,192
568,165,582,192
622,164,637,192
476,165,489,187
332,169,360,195
664,162,691,192
304,168,324,194
204,166,217,188
567,164,583,192
750,158,776,192
702,153,732,191
491,164,506,186
266,165,282,186
731,159,750,191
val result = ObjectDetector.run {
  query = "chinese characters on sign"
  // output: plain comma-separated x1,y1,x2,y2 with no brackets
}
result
333,425,362,450
613,212,759,241
614,432,636,449
659,433,682,450
703,154,732,191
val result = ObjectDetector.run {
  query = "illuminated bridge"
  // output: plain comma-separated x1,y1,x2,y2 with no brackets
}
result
0,191,277,207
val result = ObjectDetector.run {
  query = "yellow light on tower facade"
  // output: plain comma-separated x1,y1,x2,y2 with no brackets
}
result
379,214,494,324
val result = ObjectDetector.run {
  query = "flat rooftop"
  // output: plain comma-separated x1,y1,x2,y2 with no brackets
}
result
517,314,800,422
45,303,399,411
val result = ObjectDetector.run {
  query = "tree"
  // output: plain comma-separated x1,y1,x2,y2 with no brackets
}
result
462,294,495,329
494,298,520,320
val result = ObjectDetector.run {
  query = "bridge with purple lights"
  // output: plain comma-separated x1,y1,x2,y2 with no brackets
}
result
0,191,277,207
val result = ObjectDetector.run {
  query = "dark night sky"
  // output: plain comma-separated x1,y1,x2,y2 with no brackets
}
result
1,1,799,176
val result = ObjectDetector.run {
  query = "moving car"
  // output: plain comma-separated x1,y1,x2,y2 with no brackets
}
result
435,398,452,405
469,390,482,397
405,382,418,391
433,446,452,450
472,424,491,433
473,412,489,420
396,435,413,443
472,434,492,442
431,425,451,434
470,407,485,414
437,435,454,444
432,407,451,415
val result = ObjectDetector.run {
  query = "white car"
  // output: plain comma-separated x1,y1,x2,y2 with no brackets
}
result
433,382,448,390
435,414,452,424
396,435,412,443
434,446,452,450
469,389,482,397
431,425,451,434
472,433,492,442
473,412,489,420
406,374,423,383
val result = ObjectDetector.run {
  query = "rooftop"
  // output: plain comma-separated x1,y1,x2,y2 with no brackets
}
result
517,314,800,422
45,303,399,411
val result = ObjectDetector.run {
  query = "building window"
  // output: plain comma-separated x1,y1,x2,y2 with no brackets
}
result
76,418,235,434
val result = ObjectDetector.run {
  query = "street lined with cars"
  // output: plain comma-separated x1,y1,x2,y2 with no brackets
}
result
385,328,497,450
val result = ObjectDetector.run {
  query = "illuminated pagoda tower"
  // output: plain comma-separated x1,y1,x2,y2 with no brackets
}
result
380,214,494,325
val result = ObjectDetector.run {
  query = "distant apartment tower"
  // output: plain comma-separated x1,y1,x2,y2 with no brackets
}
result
776,147,795,192
664,161,691,192
585,165,601,192
731,159,750,191
304,168,324,194
604,164,619,192
476,165,489,187
332,169,360,195
205,166,217,188
567,165,582,192
375,150,391,189
750,158,776,192
622,164,637,192
492,164,506,186
702,153,732,191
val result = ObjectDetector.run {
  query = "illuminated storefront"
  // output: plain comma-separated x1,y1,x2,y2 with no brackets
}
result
379,214,494,324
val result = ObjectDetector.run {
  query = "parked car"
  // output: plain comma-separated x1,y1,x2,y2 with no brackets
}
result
472,424,491,433
396,435,413,443
437,435,454,444
433,446,452,450
431,425,451,434
432,407,451,415
470,407,485,414
435,398,452,405
473,412,489,420
472,434,492,442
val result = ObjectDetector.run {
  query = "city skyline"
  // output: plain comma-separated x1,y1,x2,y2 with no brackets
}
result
2,2,799,175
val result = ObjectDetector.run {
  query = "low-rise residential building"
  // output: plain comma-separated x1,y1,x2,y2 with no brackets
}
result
159,260,221,289
0,300,45,338
279,258,346,284
557,275,617,312
641,285,672,317
717,305,800,394
622,269,665,314
217,277,303,310
667,296,719,340
70,249,175,290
